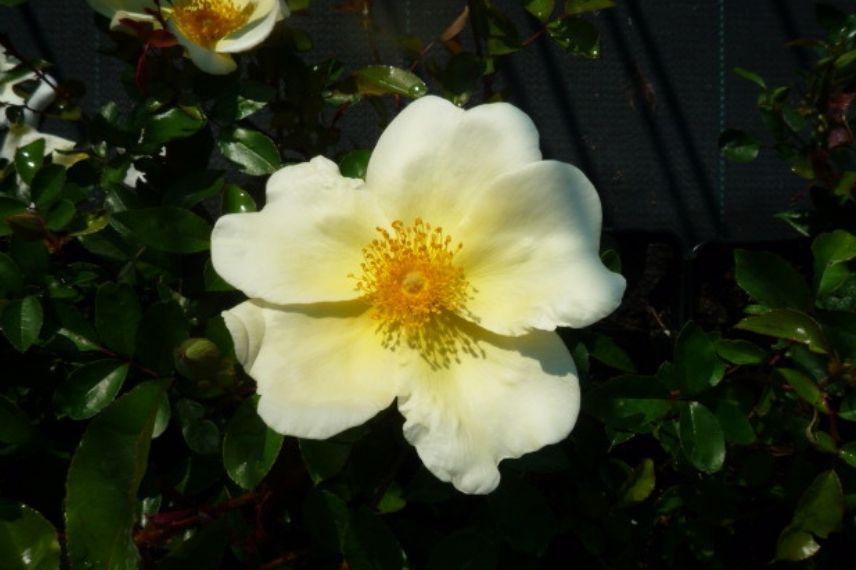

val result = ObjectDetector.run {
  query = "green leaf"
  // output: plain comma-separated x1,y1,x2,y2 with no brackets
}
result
776,470,844,561
30,164,66,210
586,333,636,372
0,398,35,445
734,249,810,309
565,0,614,14
222,395,284,489
0,252,23,297
0,197,28,237
343,508,404,570
733,66,766,89
0,502,61,570
715,338,766,365
585,374,672,431
140,106,205,147
719,128,760,162
1,296,43,352
65,379,169,570
114,207,211,253
673,322,720,396
300,439,351,484
547,17,600,58
678,402,725,473
221,184,256,214
812,230,856,302
217,127,281,176
303,488,349,554
338,149,371,180
736,309,829,353
840,393,856,422
95,282,141,357
776,368,827,412
715,400,756,444
136,300,190,375
175,399,220,455
54,359,130,420
839,442,856,469
162,170,224,208
44,200,75,231
353,65,428,98
211,80,274,122
618,458,656,506
14,138,45,185
524,0,555,22
156,517,228,570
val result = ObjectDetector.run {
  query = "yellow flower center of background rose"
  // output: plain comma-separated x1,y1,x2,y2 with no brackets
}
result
352,218,477,366
171,0,255,47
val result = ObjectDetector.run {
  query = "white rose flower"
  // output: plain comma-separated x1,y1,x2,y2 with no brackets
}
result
0,48,55,128
211,96,626,494
86,0,289,75
0,124,85,170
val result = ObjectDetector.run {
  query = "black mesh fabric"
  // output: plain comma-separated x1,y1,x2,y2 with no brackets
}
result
2,0,854,249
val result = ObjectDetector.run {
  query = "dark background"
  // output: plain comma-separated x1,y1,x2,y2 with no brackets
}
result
3,0,854,250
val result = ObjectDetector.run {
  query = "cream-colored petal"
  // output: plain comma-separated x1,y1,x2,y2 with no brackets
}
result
0,49,55,127
275,0,289,20
397,322,578,494
366,96,542,226
167,19,237,74
109,10,158,32
216,0,280,53
225,301,400,439
457,160,625,335
211,157,384,305
0,125,86,168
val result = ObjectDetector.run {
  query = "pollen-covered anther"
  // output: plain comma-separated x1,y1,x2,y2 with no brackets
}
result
171,0,255,47
353,218,472,349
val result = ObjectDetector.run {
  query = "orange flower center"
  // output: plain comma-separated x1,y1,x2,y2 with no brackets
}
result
352,218,477,366
171,0,255,47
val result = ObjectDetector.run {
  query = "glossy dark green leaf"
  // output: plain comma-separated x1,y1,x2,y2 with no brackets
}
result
734,249,810,309
0,502,61,570
839,443,856,468
222,395,284,489
1,296,43,352
719,128,760,162
114,207,211,253
776,368,827,412
715,338,766,365
0,252,23,297
65,379,169,570
678,402,725,473
524,0,554,22
221,184,256,214
211,80,274,122
175,399,219,455
30,164,66,210
217,127,281,176
14,138,45,185
95,282,141,357
353,65,428,98
300,439,351,484
736,309,829,354
776,470,843,561
338,149,371,180
547,17,600,58
585,374,672,430
674,322,720,396
54,359,130,420
811,230,856,301
303,488,349,554
140,107,205,147
44,200,74,231
488,477,557,554
565,0,614,14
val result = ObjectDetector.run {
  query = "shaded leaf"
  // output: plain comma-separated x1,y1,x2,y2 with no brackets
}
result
222,395,284,489
114,207,210,253
547,17,600,58
0,501,61,570
353,65,428,98
678,402,725,473
95,282,141,357
565,0,614,14
674,322,720,396
301,439,351,484
1,296,43,352
54,359,130,420
777,368,827,412
217,127,281,176
736,309,829,354
734,249,810,309
65,379,169,570
719,128,759,162
140,107,205,147
715,338,766,365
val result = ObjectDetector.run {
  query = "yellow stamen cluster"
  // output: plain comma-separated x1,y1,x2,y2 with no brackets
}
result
353,218,475,366
171,0,254,47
